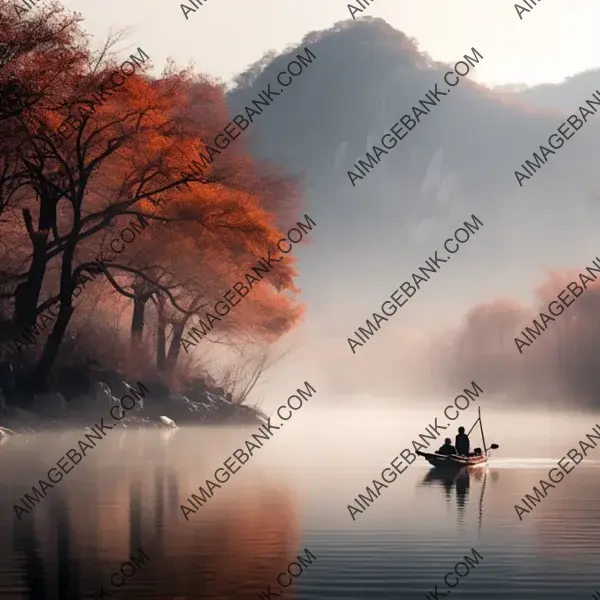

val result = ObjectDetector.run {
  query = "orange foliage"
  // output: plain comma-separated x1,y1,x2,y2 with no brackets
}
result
0,0,306,383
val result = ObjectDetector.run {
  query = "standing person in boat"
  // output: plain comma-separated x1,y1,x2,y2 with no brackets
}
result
455,426,470,456
437,438,457,455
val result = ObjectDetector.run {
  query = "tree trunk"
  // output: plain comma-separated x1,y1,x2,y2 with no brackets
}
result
131,295,148,345
0,212,51,345
156,298,167,371
14,221,49,330
31,216,78,391
164,319,187,376
31,303,74,392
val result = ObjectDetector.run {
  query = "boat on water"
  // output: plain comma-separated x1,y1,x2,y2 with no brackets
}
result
416,407,499,469
416,449,495,468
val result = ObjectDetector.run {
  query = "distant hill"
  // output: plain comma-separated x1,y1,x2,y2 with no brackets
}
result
226,16,600,330
494,69,600,113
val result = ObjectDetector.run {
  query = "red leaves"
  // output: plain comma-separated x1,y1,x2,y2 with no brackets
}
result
0,0,305,373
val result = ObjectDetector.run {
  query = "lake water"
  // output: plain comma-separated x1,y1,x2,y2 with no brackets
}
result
0,407,599,599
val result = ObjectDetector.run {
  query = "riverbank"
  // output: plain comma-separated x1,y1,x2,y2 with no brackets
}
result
0,366,266,437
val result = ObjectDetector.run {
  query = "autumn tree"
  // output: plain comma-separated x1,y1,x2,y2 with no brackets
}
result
0,0,90,354
0,2,306,399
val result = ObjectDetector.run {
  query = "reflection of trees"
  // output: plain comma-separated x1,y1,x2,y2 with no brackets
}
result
155,483,299,599
52,494,82,600
13,510,47,600
4,440,299,600
10,490,82,599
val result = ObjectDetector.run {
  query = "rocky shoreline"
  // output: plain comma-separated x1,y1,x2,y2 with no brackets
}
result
0,372,267,439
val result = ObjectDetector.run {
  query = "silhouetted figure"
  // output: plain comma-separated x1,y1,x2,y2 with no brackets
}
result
455,427,470,456
437,437,457,455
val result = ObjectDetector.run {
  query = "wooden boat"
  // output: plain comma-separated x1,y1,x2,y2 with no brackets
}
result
416,449,494,468
416,407,499,469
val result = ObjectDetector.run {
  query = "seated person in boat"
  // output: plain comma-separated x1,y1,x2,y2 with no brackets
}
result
455,427,470,455
437,437,457,455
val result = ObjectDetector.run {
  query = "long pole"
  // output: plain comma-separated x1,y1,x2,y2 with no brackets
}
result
467,419,479,436
478,406,488,453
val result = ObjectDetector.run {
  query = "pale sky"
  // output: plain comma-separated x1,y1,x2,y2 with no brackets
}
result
56,0,600,89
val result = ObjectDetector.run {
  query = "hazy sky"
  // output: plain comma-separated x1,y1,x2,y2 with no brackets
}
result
58,0,600,88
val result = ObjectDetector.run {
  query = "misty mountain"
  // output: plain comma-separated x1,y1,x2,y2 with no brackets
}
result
226,17,600,403
227,17,600,328
495,69,600,113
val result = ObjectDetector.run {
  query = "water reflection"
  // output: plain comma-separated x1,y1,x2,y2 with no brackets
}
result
4,413,600,600
13,511,47,600
156,482,299,600
418,467,499,530
3,432,300,600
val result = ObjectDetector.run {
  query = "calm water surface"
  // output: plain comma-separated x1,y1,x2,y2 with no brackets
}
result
0,407,599,599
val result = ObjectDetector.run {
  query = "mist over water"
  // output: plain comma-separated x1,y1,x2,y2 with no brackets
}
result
1,408,599,599
3,2,600,599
